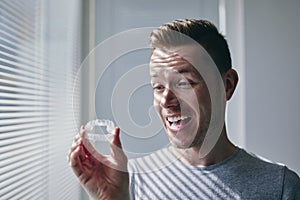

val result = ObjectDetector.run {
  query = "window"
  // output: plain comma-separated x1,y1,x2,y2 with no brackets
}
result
0,0,81,199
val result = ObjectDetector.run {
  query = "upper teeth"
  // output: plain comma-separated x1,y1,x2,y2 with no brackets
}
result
167,116,188,122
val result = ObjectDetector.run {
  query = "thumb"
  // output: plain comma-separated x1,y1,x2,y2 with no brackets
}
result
112,127,122,148
110,127,128,170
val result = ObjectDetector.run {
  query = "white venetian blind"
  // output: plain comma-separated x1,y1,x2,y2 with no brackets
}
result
0,0,81,199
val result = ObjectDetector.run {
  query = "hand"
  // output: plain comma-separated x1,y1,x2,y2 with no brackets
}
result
67,126,129,200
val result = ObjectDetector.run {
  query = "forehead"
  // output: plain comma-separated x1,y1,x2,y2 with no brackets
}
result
150,45,201,77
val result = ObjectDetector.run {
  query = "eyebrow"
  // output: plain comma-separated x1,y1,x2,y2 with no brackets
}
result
177,68,191,74
176,67,200,78
150,67,198,78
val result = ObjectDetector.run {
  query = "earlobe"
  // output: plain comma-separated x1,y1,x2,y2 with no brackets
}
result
223,69,239,100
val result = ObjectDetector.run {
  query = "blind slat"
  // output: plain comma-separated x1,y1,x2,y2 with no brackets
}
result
0,134,47,153
0,99,48,106
0,63,61,88
0,1,34,25
0,59,47,80
0,85,48,96
0,126,48,140
0,162,47,197
0,151,47,177
0,121,48,133
0,22,36,44
0,70,49,89
0,36,44,60
0,91,50,101
0,77,49,92
0,43,47,65
0,30,44,54
0,9,35,35
0,142,47,162
0,139,47,158
0,112,48,118
0,116,48,126
10,181,47,200
0,50,46,72
0,106,50,112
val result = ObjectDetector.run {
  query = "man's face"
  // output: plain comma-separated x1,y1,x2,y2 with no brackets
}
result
150,46,212,149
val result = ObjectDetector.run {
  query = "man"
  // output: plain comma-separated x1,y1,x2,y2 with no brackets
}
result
68,19,299,199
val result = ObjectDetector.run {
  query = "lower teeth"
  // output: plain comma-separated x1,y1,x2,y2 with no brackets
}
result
170,118,190,128
170,121,181,127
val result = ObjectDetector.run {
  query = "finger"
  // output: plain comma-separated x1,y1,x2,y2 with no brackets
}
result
110,127,123,159
69,145,85,177
69,133,84,152
67,134,83,162
70,141,99,176
68,126,84,153
73,133,81,141
72,136,82,148
68,125,93,172
80,125,85,136
110,128,128,170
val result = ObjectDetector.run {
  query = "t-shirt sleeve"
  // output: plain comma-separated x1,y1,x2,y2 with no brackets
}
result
281,166,300,200
294,179,300,200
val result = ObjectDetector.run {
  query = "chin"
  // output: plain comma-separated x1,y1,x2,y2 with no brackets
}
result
168,127,206,150
168,135,195,149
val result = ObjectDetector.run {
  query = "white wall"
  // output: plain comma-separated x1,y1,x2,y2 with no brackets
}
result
243,0,300,174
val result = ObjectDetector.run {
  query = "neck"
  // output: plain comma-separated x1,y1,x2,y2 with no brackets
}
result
172,127,236,166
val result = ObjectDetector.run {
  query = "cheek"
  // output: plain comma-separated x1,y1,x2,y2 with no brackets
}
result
153,95,162,115
176,90,200,112
153,94,159,108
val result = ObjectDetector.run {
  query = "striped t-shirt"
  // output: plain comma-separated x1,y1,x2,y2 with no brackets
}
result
128,147,300,200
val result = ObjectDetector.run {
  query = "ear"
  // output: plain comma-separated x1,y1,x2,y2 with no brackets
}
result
222,69,239,101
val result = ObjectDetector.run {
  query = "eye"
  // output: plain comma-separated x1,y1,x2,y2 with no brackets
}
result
152,84,165,92
176,80,194,88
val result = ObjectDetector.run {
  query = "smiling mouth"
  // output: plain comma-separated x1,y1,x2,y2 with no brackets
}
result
166,115,192,131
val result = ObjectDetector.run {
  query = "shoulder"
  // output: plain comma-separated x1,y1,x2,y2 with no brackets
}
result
236,148,300,198
282,166,300,199
235,148,286,171
219,148,287,186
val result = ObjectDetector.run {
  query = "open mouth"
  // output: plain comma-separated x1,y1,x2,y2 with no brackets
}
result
166,115,191,131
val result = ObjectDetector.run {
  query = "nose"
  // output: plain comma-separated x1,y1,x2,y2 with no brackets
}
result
160,87,179,108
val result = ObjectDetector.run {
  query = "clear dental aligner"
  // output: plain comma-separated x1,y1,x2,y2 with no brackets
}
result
84,119,115,142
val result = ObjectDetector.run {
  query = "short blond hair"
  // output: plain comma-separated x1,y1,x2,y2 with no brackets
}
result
150,19,232,73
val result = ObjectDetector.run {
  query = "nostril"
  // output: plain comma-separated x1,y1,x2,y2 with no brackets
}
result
160,95,180,109
163,88,176,99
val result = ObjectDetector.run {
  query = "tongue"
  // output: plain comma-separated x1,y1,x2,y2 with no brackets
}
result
171,121,181,129
173,120,182,126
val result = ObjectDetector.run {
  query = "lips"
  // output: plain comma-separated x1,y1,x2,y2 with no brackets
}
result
166,115,192,132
